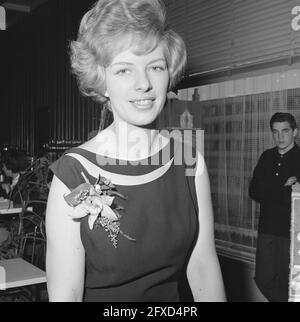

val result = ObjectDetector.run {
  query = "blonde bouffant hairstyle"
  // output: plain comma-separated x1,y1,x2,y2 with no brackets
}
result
70,0,187,104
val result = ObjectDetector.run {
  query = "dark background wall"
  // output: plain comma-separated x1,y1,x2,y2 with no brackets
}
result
166,0,300,88
0,0,102,155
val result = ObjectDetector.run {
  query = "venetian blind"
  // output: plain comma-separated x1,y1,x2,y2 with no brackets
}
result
164,0,300,76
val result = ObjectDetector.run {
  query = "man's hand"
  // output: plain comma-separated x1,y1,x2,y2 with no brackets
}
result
292,182,300,192
284,176,298,186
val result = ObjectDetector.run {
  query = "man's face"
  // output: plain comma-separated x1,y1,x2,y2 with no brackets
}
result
272,121,298,154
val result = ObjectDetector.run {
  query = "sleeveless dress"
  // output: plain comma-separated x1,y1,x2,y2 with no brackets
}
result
50,138,199,302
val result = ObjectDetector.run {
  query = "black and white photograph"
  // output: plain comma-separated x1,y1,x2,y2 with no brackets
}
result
0,0,300,305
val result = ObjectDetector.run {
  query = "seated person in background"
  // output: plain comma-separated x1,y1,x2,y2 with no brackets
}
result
1,150,29,202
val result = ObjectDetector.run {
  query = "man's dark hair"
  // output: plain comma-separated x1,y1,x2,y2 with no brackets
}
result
270,112,297,131
2,150,29,173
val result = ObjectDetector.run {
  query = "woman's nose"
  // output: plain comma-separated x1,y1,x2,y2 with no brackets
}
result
135,70,152,92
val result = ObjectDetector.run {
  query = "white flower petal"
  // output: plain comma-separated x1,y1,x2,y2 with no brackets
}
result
102,204,118,220
100,195,115,206
69,203,89,219
88,214,99,230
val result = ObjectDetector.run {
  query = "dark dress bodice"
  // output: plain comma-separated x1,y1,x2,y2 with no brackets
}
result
51,139,198,302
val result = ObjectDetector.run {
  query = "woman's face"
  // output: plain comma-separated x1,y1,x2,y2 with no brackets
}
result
105,43,169,127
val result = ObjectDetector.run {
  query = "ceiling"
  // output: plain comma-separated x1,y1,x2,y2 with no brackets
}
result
0,0,50,29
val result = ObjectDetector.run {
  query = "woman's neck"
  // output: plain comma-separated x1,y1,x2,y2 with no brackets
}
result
111,121,159,159
93,121,167,160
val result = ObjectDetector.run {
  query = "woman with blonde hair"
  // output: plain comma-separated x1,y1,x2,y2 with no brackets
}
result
46,0,226,302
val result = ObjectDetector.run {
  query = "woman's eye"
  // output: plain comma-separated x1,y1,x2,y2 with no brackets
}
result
150,65,166,72
116,69,130,75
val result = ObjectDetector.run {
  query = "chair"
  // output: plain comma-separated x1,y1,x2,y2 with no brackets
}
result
0,200,47,261
0,200,48,301
0,195,48,301
18,200,47,270
9,159,50,205
0,219,21,260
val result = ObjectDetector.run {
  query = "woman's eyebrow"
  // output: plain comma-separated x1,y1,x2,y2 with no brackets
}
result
110,62,133,66
110,58,166,67
147,58,166,64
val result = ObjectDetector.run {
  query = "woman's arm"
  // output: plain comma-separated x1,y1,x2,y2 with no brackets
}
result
186,152,226,302
46,175,85,302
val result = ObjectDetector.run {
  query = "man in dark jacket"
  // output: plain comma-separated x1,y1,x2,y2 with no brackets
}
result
249,112,300,302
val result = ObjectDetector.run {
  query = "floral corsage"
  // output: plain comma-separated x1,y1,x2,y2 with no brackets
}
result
64,172,136,248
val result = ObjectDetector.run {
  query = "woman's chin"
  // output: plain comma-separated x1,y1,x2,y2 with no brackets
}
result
117,113,159,128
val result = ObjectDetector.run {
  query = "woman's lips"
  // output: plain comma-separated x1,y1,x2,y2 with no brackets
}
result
130,99,154,109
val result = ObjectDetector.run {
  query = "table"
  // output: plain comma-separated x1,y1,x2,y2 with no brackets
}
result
0,206,33,215
0,207,24,215
0,257,46,290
